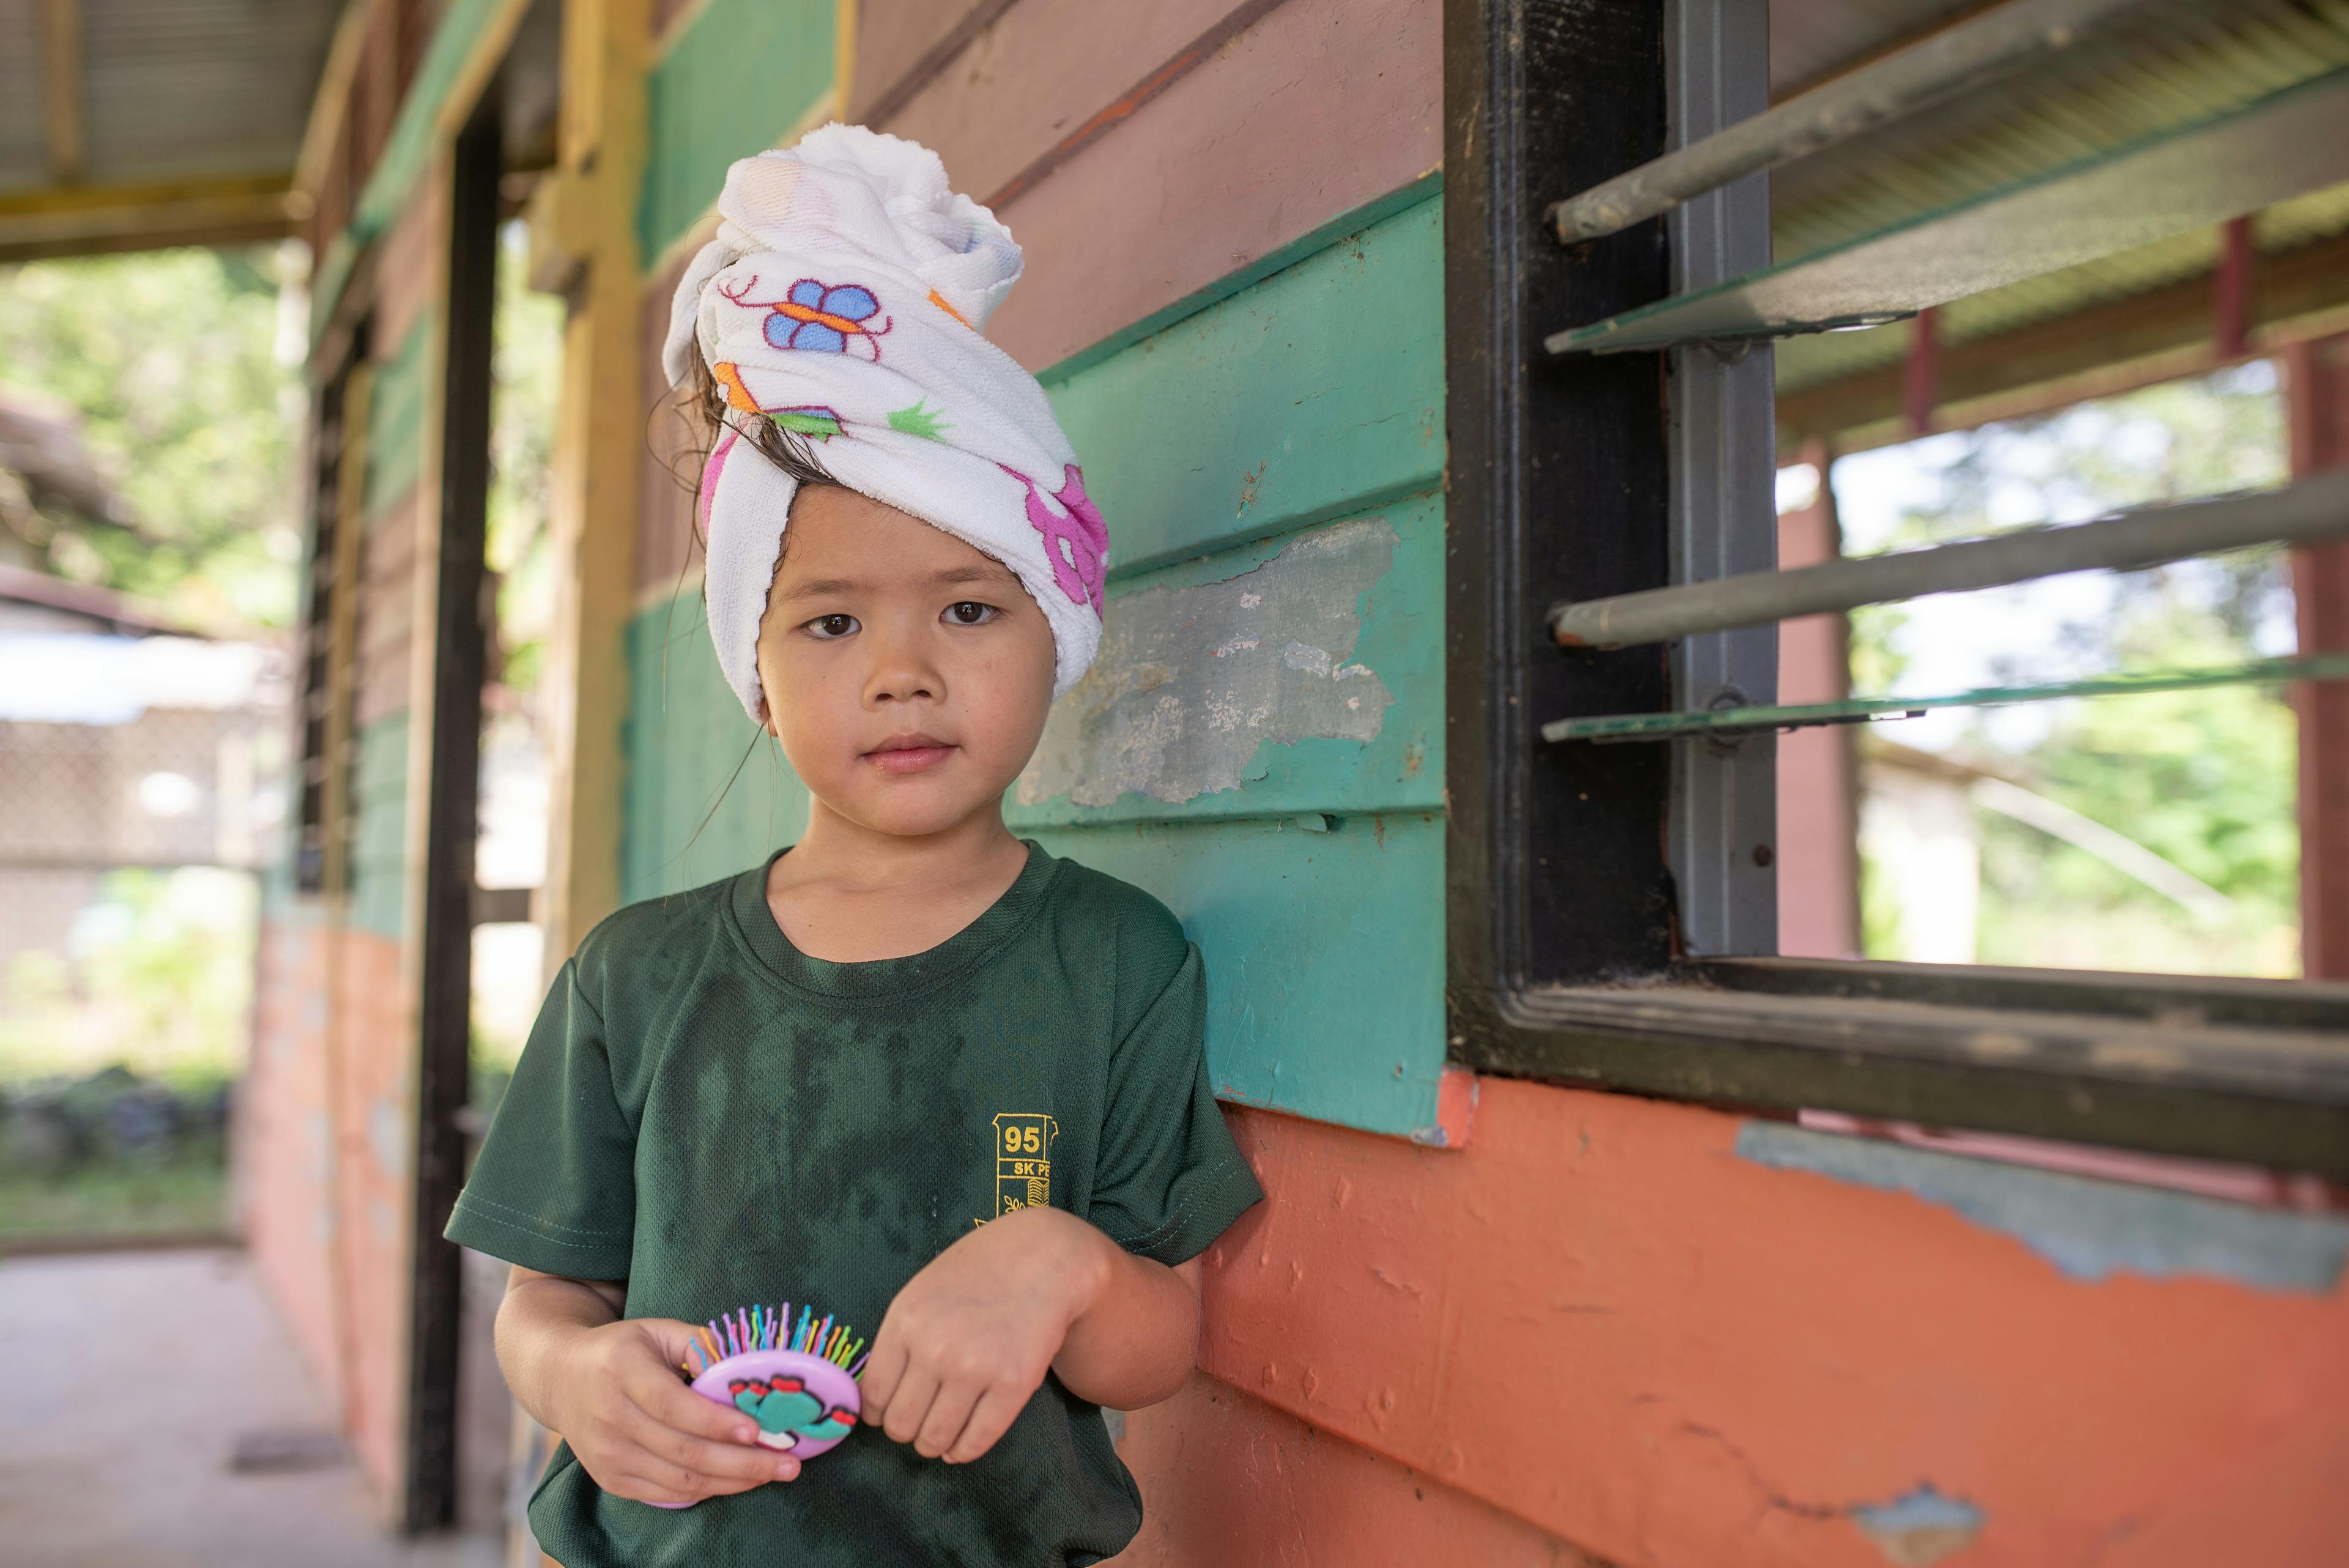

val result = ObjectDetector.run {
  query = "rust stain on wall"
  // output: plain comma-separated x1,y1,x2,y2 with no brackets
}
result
1017,518,1398,808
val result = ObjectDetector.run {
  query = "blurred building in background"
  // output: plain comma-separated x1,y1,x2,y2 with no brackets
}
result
0,563,282,1016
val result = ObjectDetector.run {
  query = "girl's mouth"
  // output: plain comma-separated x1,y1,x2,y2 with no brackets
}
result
864,735,956,774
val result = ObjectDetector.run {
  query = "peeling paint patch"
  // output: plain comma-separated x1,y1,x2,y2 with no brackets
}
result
1411,1068,1478,1150
1735,1122,2349,1293
1018,519,1398,808
1850,1485,1984,1567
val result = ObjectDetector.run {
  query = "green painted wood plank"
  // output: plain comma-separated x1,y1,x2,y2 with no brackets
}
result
1006,494,1444,828
349,712,411,940
618,594,1447,1135
618,186,1451,1139
363,314,432,522
1028,815,1445,1139
1044,193,1444,578
639,0,836,263
621,599,808,902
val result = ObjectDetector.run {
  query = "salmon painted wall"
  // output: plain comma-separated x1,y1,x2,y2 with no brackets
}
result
1138,1086,2349,1567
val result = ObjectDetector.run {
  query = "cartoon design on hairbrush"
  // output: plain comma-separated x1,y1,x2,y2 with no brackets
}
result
645,1301,869,1507
719,274,894,360
727,1371,857,1451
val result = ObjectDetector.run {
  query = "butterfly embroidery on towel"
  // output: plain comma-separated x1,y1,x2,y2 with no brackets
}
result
722,274,893,361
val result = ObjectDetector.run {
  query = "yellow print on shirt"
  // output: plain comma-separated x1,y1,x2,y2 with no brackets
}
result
992,1112,1059,1219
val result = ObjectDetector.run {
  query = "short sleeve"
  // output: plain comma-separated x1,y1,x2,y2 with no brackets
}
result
1085,943,1264,1265
445,959,637,1279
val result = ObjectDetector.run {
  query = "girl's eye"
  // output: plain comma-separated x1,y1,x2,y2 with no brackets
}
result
804,613,859,639
944,601,999,626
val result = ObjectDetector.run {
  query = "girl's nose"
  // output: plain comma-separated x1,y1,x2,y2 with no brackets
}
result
861,621,943,705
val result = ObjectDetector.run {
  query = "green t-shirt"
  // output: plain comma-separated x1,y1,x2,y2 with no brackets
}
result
446,841,1263,1568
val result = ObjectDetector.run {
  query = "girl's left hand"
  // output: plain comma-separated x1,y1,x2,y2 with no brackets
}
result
858,1204,1112,1464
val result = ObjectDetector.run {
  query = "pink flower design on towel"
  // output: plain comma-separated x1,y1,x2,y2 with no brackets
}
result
697,429,741,543
1001,463,1107,616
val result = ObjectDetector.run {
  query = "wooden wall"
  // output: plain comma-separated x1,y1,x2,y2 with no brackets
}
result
607,7,2349,1565
247,169,447,1506
238,1,2349,1559
624,0,1449,1137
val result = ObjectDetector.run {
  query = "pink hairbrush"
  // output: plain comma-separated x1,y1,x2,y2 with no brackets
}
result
647,1301,867,1507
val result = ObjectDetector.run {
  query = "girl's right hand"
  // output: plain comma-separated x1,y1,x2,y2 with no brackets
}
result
546,1316,800,1506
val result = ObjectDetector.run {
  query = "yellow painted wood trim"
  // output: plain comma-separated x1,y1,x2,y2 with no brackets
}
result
835,0,858,135
538,0,653,973
0,172,288,217
0,177,296,261
314,354,371,1452
295,0,379,207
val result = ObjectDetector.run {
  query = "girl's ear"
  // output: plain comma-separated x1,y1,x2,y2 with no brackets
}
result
757,694,776,736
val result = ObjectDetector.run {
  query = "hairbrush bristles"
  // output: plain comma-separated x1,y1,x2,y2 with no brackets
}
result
674,1297,870,1383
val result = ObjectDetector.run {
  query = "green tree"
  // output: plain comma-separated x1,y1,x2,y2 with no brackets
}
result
1842,362,2301,975
0,245,302,628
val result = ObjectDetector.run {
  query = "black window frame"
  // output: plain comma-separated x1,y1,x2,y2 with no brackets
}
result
1441,0,2349,1180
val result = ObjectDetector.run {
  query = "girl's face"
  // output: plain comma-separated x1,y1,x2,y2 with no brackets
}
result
754,486,1058,840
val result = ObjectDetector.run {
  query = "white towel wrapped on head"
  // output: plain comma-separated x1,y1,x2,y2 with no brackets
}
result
663,124,1107,722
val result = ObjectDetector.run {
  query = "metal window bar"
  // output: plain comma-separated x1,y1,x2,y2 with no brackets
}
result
1546,65,2349,355
1450,0,2349,1175
1663,0,1778,956
1547,0,2157,243
1543,653,2349,744
1550,469,2349,648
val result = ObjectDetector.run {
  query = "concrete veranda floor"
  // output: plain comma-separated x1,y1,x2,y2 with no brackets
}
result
0,1247,505,1568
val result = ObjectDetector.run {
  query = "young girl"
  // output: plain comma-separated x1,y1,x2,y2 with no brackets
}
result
445,127,1263,1566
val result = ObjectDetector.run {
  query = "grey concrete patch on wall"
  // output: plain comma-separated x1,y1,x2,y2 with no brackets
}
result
1735,1121,2349,1293
1018,519,1399,808
1849,1484,1984,1567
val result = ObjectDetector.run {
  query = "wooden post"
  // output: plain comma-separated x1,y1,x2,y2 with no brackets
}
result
1904,305,1939,435
403,93,501,1534
534,0,650,974
2214,215,2254,360
1774,439,1862,958
2284,335,2349,979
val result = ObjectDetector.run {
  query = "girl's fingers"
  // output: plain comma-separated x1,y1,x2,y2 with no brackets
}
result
940,1386,1019,1465
604,1454,703,1504
910,1378,981,1460
856,1332,910,1424
878,1365,943,1447
625,1360,762,1448
645,1424,783,1485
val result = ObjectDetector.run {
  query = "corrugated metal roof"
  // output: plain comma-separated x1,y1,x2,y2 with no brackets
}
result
1770,0,2349,397
0,2,50,189
1770,0,1989,97
0,0,343,197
